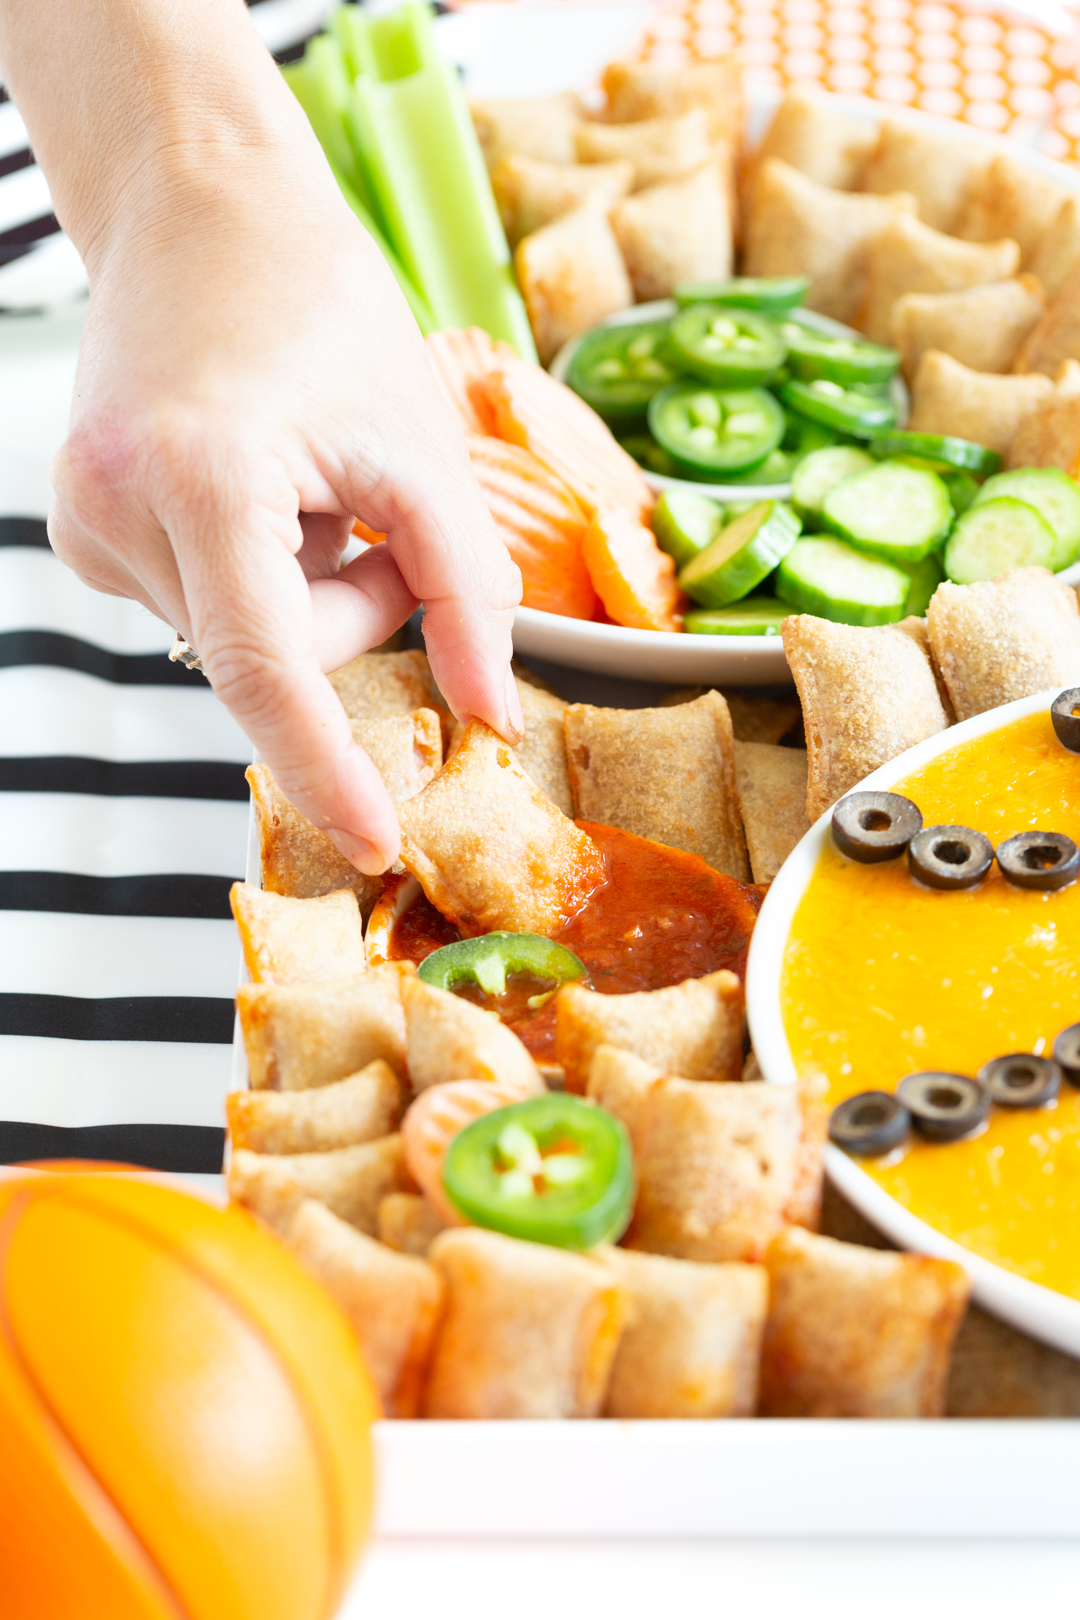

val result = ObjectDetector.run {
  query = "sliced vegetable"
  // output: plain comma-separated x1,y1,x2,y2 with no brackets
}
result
684,598,791,636
442,1094,635,1249
943,496,1056,584
775,535,911,626
869,430,1001,477
582,507,684,632
719,447,796,485
651,488,726,568
678,500,800,608
831,791,923,863
942,468,980,518
675,275,810,314
823,461,953,564
908,825,994,890
402,1077,534,1225
648,382,785,476
971,467,1080,572
790,445,874,524
782,412,842,457
618,433,679,478
778,321,900,387
977,1054,1061,1110
995,831,1080,892
418,932,587,997
1053,1024,1080,1088
1051,687,1080,752
829,1092,911,1156
667,305,786,388
566,322,679,422
780,377,896,437
899,549,945,617
897,1072,989,1143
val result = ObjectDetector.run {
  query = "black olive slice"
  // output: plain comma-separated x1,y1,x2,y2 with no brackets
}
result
1052,1024,1080,1089
831,791,923,863
1051,688,1080,753
996,831,1079,892
897,1071,989,1142
977,1054,1062,1109
828,1091,911,1155
908,824,993,890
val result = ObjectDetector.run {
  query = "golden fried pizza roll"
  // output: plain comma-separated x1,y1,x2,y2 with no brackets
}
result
424,1228,628,1419
286,1200,443,1419
860,120,992,234
626,1078,803,1263
1014,264,1080,379
611,161,733,303
781,616,950,822
515,679,573,816
226,1059,402,1155
470,92,581,170
1007,371,1080,476
228,1134,411,1237
377,1192,448,1259
956,152,1071,266
751,88,876,191
402,976,542,1097
600,1248,768,1419
585,1045,662,1147
515,205,633,366
926,568,1080,722
602,57,742,146
758,1227,970,1417
860,214,1020,345
237,962,410,1091
743,158,915,326
733,741,810,886
892,276,1045,381
564,690,749,880
1030,196,1080,299
786,1073,830,1233
493,153,634,247
575,107,713,192
247,764,382,908
424,326,514,435
659,687,801,745
907,349,1053,455
398,720,606,937
230,883,366,986
328,649,437,721
556,970,744,1094
351,711,443,804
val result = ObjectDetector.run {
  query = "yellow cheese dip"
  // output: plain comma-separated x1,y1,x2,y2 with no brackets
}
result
782,710,1080,1298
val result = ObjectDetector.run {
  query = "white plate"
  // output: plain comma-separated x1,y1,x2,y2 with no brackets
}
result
746,688,1080,1360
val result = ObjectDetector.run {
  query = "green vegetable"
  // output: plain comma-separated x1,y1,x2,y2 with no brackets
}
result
566,322,678,421
899,550,945,617
778,320,900,387
678,500,801,608
442,1094,634,1249
649,382,785,476
780,377,896,437
666,305,786,387
822,461,953,563
674,276,810,314
790,445,874,524
776,536,911,625
782,412,841,457
417,932,586,998
617,433,679,477
943,496,1057,584
684,597,791,636
868,430,1001,477
970,467,1080,572
651,488,726,568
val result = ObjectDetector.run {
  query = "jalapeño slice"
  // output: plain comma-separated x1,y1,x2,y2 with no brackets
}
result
778,320,900,387
565,321,679,421
418,932,586,998
667,305,787,387
648,382,785,476
780,377,896,438
674,275,810,314
442,1094,634,1249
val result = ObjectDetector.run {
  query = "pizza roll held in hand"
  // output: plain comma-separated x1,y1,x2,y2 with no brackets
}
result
742,158,915,325
228,1135,411,1237
226,1059,402,1155
733,742,810,885
891,276,1045,381
247,764,381,908
574,107,714,191
956,152,1072,266
926,568,1080,722
230,884,366,986
626,1078,803,1263
1014,264,1080,379
781,616,950,822
1030,196,1080,299
377,1193,448,1259
237,963,410,1091
907,349,1053,455
556,971,744,1093
402,976,542,1097
601,57,742,146
398,720,606,937
424,1228,628,1419
859,120,992,234
750,88,876,191
600,1248,768,1419
515,205,633,365
859,213,1019,345
328,649,437,722
564,690,749,879
611,161,733,302
470,93,581,170
286,1200,443,1419
758,1227,970,1417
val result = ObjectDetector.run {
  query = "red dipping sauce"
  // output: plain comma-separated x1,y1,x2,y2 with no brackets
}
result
388,822,762,1062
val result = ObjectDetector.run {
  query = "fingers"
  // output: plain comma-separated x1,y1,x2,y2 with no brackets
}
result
48,501,180,621
308,542,418,673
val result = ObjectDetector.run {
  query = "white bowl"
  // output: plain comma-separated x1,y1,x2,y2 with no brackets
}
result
746,688,1080,1357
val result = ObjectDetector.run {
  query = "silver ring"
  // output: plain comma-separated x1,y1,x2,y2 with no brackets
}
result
169,632,203,672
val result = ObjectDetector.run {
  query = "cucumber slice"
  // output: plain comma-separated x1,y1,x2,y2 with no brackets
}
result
791,445,874,524
899,550,945,617
678,500,801,609
943,469,980,518
684,597,791,636
971,468,1080,572
776,536,911,626
943,496,1056,584
822,461,952,563
869,430,1001,477
651,489,726,568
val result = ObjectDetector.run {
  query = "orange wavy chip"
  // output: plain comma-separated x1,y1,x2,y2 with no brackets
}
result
582,506,684,632
425,326,516,435
351,518,387,545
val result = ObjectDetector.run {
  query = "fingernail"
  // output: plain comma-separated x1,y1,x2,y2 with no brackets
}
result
327,827,389,876
504,668,524,743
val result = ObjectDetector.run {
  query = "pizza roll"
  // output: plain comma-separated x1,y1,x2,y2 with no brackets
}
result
285,1200,443,1419
424,326,513,435
397,720,606,937
860,214,1019,345
758,1227,970,1417
781,616,950,822
237,963,410,1090
514,679,572,816
1030,196,1080,299
859,120,992,234
230,883,366,986
1014,264,1080,379
555,970,744,1093
786,1073,830,1233
1007,367,1080,475
891,276,1045,381
956,152,1072,266
660,687,801,745
926,568,1080,723
228,1134,411,1237
611,161,733,302
402,976,542,1097
424,1228,628,1419
742,157,915,325
377,1192,448,1258
226,1060,402,1155
469,92,581,170
515,205,633,365
574,107,714,192
907,349,1053,455
492,153,633,247
733,741,810,885
585,1045,662,1146
328,649,438,722
564,690,749,880
626,1078,803,1263
601,57,743,147
600,1248,768,1419
247,764,382,908
750,88,876,191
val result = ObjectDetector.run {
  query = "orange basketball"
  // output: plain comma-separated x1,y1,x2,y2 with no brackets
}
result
0,1167,380,1620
